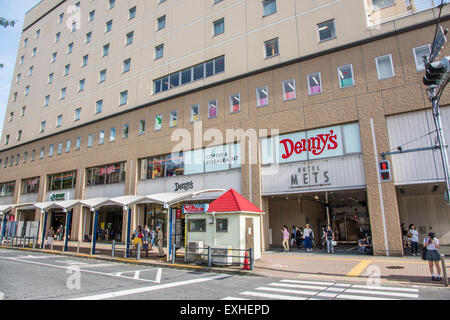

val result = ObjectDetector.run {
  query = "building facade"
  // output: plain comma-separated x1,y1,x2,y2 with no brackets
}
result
1,0,450,256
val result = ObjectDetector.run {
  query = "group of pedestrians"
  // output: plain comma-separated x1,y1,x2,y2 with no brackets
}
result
282,224,334,253
132,225,165,257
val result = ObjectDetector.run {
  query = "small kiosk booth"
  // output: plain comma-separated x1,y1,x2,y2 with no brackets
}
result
185,189,264,264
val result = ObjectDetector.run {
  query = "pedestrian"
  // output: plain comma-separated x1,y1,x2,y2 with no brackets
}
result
295,227,303,249
409,224,419,256
290,225,296,247
401,223,410,248
156,226,164,257
303,224,314,252
423,232,442,281
143,225,150,244
46,227,55,249
150,226,156,249
57,224,63,241
320,225,327,250
358,236,371,255
326,225,335,254
281,225,289,252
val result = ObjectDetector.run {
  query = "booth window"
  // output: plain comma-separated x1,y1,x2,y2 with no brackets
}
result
216,219,228,232
189,219,206,232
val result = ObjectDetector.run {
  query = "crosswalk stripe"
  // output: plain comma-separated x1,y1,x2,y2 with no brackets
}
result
268,283,328,291
331,283,352,288
280,279,335,286
221,297,249,300
337,294,398,300
240,291,307,300
351,285,419,293
316,292,339,298
323,287,346,293
256,286,319,296
343,289,418,299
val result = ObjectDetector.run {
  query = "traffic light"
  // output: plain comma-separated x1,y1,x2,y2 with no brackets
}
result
423,56,450,86
379,160,391,182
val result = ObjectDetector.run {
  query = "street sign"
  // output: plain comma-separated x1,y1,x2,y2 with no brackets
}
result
431,26,447,62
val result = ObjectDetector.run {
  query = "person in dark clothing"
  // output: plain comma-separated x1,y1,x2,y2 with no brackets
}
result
295,227,303,248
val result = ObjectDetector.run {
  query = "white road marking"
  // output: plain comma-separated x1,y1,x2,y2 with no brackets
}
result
133,271,141,280
155,268,162,284
351,284,419,293
316,292,339,298
269,282,328,291
342,288,419,299
72,274,231,300
337,294,398,300
240,291,307,300
280,279,335,286
256,286,319,296
0,292,4,300
221,297,250,300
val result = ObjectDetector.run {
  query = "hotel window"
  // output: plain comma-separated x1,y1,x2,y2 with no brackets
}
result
86,162,126,186
262,0,277,16
48,171,77,191
123,123,129,139
157,15,166,30
413,45,431,72
60,87,66,100
13,92,17,102
103,43,110,56
23,152,27,163
25,86,30,96
17,130,22,141
213,18,224,36
170,110,178,128
36,29,40,39
21,106,26,117
66,140,71,153
338,64,355,88
20,55,24,64
99,69,106,83
9,156,13,167
120,90,128,105
123,58,131,73
86,32,92,44
126,31,134,46
87,134,93,147
139,119,146,135
0,181,15,197
28,66,33,76
9,112,13,122
109,0,115,9
155,44,164,59
169,72,180,89
89,10,95,22
79,79,85,92
99,130,105,145
31,149,36,161
55,32,61,43
21,177,40,194
318,20,336,42
64,64,70,76
24,38,28,47
40,121,46,133
71,21,77,32
265,38,279,58
17,73,21,83
181,68,192,85
129,6,136,20
44,95,50,107
76,137,81,150
49,144,54,157
82,54,89,67
40,147,44,159
16,154,20,165
96,100,103,114
68,42,73,54
155,114,162,131
75,108,81,121
32,47,37,57
106,20,113,33
230,94,240,113
208,100,218,119
375,54,395,80
56,115,62,127
58,13,64,23
282,79,296,101
372,0,395,9
48,73,54,84
191,104,200,122
308,72,322,95
256,86,269,107
110,127,116,142
57,142,63,155
51,52,57,63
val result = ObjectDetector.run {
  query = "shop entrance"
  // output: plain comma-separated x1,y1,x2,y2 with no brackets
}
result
50,210,72,240
97,206,123,242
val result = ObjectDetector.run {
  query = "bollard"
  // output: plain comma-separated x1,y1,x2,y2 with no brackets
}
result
249,247,254,271
184,244,187,263
207,246,212,268
111,240,115,257
137,242,141,260
172,243,176,264
442,254,449,287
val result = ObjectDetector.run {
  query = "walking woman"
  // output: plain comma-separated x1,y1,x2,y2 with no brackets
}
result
281,225,289,252
423,232,442,281
304,224,314,252
409,224,419,256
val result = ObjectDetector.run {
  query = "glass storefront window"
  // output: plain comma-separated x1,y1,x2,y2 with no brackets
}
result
165,152,184,177
0,181,15,197
147,156,166,179
22,177,40,194
86,162,126,186
48,171,77,191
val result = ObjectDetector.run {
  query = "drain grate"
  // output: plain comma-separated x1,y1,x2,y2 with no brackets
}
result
386,266,404,270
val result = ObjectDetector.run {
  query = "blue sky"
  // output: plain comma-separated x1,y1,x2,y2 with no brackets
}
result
0,0,40,137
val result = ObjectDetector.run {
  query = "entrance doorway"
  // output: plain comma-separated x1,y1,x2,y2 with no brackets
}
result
97,206,123,242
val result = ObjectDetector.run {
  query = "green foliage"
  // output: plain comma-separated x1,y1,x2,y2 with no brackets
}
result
0,17,16,28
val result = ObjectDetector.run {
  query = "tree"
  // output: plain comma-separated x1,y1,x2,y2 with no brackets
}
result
0,17,16,68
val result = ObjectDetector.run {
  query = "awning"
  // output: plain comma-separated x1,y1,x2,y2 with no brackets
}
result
78,198,111,210
142,189,225,206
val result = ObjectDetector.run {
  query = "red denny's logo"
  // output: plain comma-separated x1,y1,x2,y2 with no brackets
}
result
280,130,338,159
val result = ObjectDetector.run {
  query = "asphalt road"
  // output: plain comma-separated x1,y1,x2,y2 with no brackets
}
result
0,249,448,301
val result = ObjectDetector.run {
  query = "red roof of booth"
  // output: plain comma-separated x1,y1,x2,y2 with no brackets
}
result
207,189,264,214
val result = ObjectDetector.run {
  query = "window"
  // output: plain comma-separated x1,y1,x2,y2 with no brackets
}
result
64,64,70,76
25,86,30,96
40,147,44,159
79,79,85,92
49,144,54,157
44,95,50,107
120,91,128,105
57,142,63,155
155,44,164,59
109,0,115,9
87,134,93,147
216,218,228,232
68,42,74,54
318,20,336,42
75,108,81,121
40,121,46,133
82,54,89,67
21,177,40,194
256,86,269,107
189,219,206,232
282,79,296,101
86,32,92,44
17,130,22,141
165,152,184,176
126,32,134,46
155,114,162,131
372,0,395,10
86,162,126,186
20,55,24,64
213,18,224,36
89,10,95,22
31,150,36,161
23,152,28,163
66,140,71,153
229,94,240,113
139,119,146,135
13,92,17,102
110,128,116,142
129,6,136,20
36,29,40,39
56,115,62,127
157,15,166,30
48,73,54,84
307,72,322,95
123,58,131,73
76,137,81,150
28,66,33,76
103,43,110,56
23,38,28,47
170,110,178,127
96,100,103,114
106,20,113,33
265,38,279,58
48,171,77,191
123,124,129,139
9,112,13,122
0,181,15,197
263,0,277,16
32,47,37,57
169,72,180,89
16,154,20,165
413,45,431,72
191,104,199,122
99,69,106,83
17,73,21,83
99,131,105,144
141,156,165,180
21,106,26,117
55,32,61,43
60,87,66,100
181,68,192,85
208,100,218,118
375,54,395,80
58,13,64,23
51,52,57,63
71,21,77,32
338,64,355,88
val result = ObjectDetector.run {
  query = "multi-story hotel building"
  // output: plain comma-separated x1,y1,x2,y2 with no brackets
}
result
1,0,450,256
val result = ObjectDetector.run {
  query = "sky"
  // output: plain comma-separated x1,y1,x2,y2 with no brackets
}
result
0,0,40,137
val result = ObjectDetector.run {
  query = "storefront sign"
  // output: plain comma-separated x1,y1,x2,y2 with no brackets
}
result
174,181,194,192
183,204,209,214
290,165,331,189
49,193,66,201
176,209,182,219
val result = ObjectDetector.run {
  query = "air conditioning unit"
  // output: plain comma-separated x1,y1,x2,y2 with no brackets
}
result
187,241,204,254
211,246,232,266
